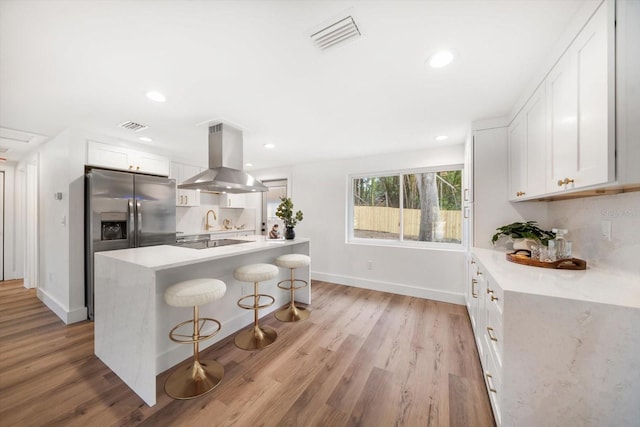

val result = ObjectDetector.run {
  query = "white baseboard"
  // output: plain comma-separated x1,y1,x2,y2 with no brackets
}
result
310,271,465,305
37,288,88,324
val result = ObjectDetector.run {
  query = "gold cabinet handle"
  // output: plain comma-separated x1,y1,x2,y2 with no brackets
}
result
485,373,497,393
487,327,498,342
129,165,133,170
516,191,526,196
558,178,575,186
491,295,499,302
136,166,140,171
471,259,476,265
476,269,482,276
185,195,188,204
487,287,494,295
471,279,478,298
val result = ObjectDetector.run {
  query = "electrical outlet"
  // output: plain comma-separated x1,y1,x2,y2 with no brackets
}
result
601,220,612,241
367,260,373,270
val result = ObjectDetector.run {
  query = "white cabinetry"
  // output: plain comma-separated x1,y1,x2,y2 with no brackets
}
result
508,83,547,201
170,162,202,207
547,1,614,193
87,141,170,176
220,193,245,208
466,249,640,427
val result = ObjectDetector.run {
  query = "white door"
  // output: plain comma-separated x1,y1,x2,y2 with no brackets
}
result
0,171,4,281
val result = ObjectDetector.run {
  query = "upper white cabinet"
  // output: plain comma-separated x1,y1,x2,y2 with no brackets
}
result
508,0,615,200
87,141,170,177
220,193,245,208
547,2,614,193
508,83,547,201
170,162,202,207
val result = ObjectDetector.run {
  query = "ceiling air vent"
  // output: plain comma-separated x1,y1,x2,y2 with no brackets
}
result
118,121,148,132
310,16,361,51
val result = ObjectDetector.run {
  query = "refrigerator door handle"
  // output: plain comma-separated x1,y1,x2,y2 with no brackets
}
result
137,201,142,247
128,199,135,247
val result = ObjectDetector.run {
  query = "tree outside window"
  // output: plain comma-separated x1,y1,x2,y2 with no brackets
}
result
351,168,462,244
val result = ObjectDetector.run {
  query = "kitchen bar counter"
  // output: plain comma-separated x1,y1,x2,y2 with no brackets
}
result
94,236,310,406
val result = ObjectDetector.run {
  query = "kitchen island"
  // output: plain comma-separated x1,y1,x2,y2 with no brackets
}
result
94,236,310,406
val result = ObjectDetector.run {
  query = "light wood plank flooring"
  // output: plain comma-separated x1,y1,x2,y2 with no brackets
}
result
0,279,495,426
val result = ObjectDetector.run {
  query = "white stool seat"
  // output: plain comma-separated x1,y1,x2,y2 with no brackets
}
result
164,278,226,307
234,263,279,283
275,254,310,269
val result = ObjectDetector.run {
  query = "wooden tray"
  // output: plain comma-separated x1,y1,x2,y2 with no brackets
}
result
506,250,587,270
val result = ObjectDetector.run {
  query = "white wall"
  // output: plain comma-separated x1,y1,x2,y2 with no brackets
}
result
255,144,467,304
547,191,640,274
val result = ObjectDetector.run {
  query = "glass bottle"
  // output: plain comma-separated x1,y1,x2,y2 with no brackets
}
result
552,228,568,259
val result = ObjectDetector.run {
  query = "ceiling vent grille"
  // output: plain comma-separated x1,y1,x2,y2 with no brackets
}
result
118,121,148,132
311,16,361,50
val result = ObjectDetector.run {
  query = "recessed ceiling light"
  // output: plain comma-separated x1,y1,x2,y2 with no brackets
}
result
139,136,152,142
245,162,253,167
225,186,232,189
146,91,166,102
263,143,275,149
251,189,256,192
428,50,454,68
435,135,448,141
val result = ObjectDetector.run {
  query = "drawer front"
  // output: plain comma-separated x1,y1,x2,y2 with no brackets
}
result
485,274,504,314
485,302,504,367
484,339,502,426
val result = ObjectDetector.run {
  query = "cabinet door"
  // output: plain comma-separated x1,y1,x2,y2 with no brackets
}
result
509,84,546,201
172,163,201,207
221,193,245,208
87,141,130,171
548,2,613,192
134,152,170,177
508,114,526,201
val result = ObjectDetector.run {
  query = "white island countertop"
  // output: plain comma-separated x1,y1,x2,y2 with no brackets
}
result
94,236,310,406
100,236,308,271
472,247,640,309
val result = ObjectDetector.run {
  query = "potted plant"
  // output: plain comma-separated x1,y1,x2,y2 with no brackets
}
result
275,197,303,240
491,221,555,249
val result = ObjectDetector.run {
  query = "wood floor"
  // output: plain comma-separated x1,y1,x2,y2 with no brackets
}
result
0,279,495,427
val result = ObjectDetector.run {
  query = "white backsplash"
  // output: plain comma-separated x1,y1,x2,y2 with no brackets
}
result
547,191,640,274
176,198,256,235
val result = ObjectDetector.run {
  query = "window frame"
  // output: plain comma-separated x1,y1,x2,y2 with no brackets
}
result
347,164,465,250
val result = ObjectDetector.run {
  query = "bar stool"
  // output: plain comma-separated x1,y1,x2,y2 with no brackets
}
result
163,278,226,400
234,263,279,350
274,254,310,322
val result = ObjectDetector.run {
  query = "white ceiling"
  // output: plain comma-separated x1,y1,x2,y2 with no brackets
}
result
0,0,586,169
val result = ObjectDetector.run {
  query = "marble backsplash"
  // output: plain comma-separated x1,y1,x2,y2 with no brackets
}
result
547,191,640,274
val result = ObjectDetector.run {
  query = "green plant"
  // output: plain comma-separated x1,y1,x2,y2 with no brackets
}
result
491,221,555,246
275,197,303,228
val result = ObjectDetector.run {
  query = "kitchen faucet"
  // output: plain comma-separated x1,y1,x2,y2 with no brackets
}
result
205,209,217,230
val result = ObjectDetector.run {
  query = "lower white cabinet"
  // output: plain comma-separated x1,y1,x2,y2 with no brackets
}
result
466,249,640,427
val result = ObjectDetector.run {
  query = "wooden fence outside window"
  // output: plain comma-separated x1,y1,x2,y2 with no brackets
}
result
354,206,462,241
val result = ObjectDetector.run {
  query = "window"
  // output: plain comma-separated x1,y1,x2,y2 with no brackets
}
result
349,166,463,246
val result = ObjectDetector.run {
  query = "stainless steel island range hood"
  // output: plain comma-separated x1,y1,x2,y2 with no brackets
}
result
178,123,267,193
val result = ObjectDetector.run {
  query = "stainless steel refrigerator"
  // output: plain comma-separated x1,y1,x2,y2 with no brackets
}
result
85,168,176,320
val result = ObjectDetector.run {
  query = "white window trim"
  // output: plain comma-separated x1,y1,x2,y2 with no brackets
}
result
347,164,464,248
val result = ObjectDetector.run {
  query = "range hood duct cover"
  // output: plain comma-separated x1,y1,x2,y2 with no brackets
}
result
178,123,267,193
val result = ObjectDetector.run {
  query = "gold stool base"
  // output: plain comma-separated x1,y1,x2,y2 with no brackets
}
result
234,326,277,350
164,359,224,400
275,304,310,322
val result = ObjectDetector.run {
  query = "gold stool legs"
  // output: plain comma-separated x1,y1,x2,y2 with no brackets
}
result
275,268,310,322
165,305,224,400
235,282,277,350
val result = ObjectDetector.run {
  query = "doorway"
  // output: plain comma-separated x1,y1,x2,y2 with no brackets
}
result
1,170,4,281
261,179,288,235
